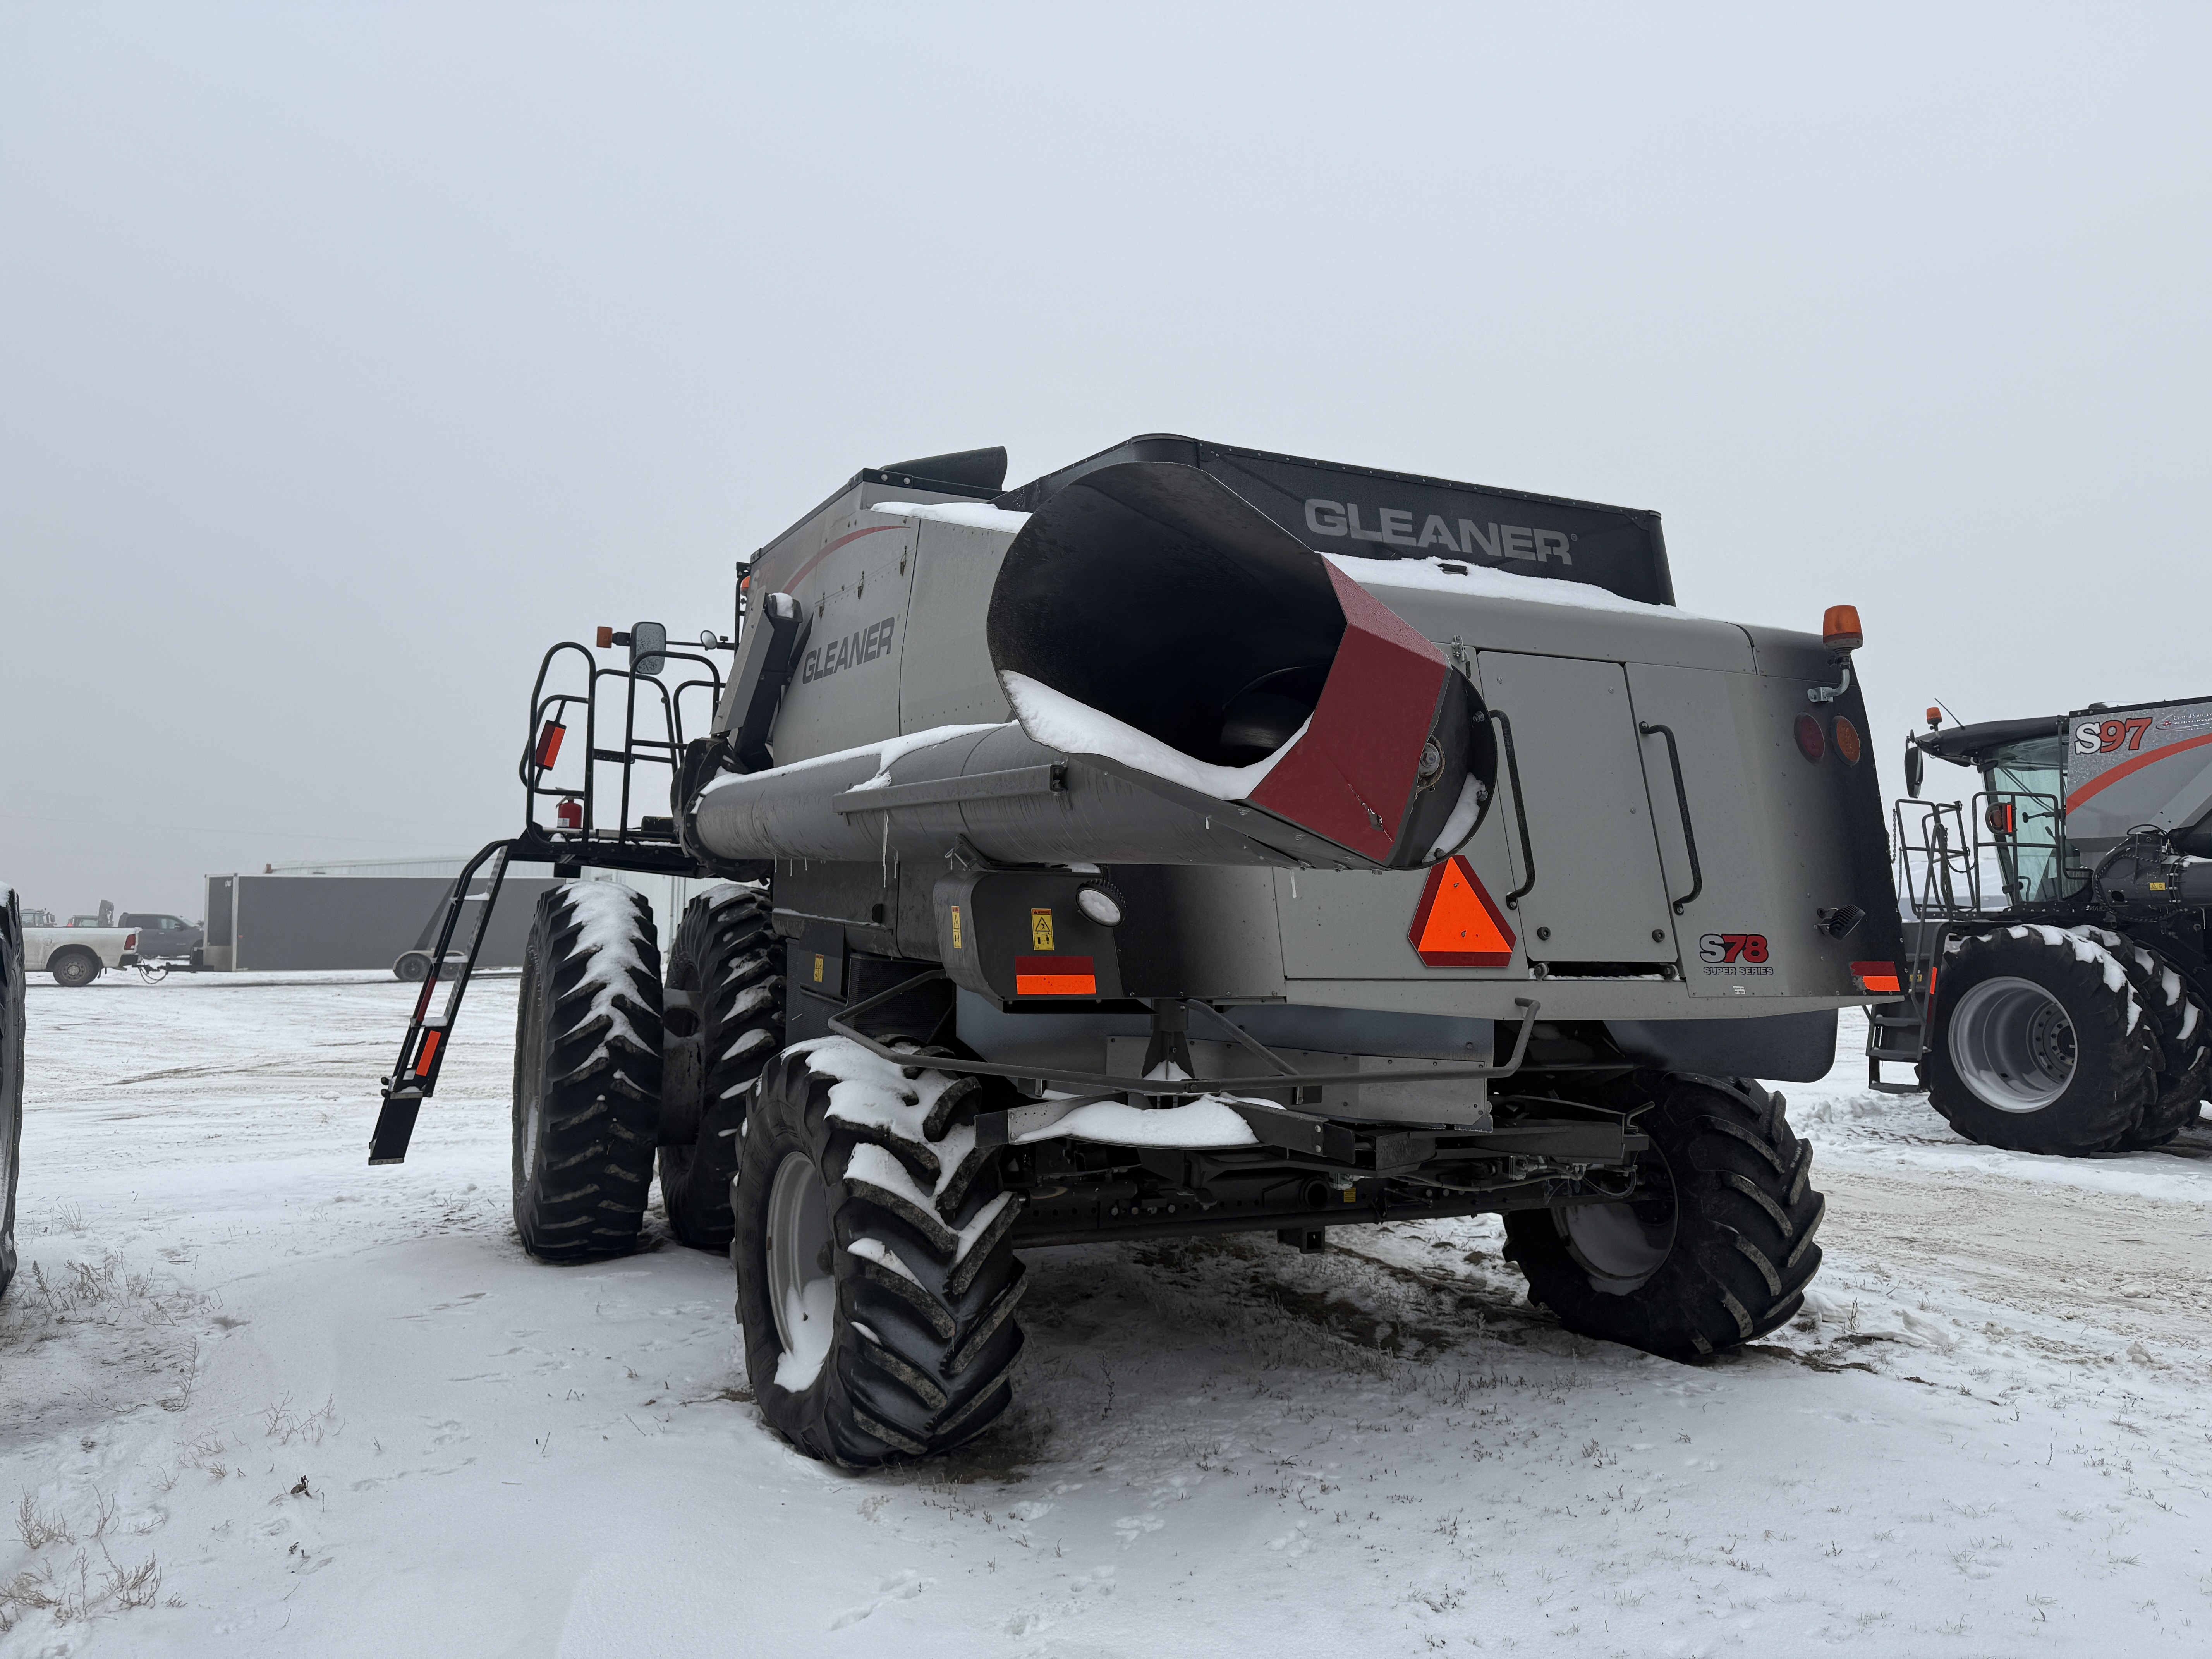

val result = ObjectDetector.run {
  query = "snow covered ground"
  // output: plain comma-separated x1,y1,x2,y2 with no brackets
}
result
5,973,2210,1656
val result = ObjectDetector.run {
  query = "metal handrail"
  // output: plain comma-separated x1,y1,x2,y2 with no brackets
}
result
1487,708,1537,909
1638,721,1705,914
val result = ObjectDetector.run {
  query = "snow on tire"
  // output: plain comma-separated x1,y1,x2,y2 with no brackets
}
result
512,882,664,1263
2071,926,2209,1149
658,884,782,1251
734,1039,1023,1467
1503,1075,1823,1361
0,895,23,1303
1922,924,2154,1155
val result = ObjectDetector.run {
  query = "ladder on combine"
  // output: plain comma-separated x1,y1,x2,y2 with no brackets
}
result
1865,996,1926,1092
369,839,514,1165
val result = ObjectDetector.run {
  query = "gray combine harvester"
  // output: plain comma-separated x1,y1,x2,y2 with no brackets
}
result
1871,701,2212,1155
373,436,1903,1465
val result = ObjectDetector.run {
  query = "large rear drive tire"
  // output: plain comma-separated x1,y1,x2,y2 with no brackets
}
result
658,886,783,1251
2072,927,2210,1150
1503,1075,1823,1361
1922,925,2153,1155
48,950,98,988
735,1041,1024,1466
512,883,664,1262
1,898,24,1303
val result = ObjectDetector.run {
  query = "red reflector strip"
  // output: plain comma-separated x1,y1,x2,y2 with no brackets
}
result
413,1029,443,1077
1015,955,1096,997
1851,961,1901,993
535,721,566,769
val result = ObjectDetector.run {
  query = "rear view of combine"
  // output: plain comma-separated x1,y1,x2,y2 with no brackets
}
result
1874,704,2212,1154
373,436,1903,1465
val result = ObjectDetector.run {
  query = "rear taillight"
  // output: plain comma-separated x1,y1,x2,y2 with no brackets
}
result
1793,713,1826,763
125,932,138,950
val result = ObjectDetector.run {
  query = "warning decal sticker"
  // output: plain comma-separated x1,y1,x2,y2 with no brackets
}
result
1407,856,1517,967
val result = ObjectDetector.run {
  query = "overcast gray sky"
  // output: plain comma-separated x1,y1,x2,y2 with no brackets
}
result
4,2,2206,918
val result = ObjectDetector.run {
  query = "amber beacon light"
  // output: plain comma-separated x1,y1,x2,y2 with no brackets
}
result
1808,605,1863,705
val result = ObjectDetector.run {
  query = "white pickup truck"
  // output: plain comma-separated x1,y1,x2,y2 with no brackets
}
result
26,925,139,987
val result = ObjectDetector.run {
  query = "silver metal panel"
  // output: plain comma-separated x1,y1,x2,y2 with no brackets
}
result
1636,658,1878,1000
1475,651,1675,962
899,521,1015,731
768,516,917,763
1625,662,1786,997
2063,698,2212,848
1355,577,1755,673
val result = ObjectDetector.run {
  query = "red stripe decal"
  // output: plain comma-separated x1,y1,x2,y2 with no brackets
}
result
2066,731,2212,810
770,524,902,599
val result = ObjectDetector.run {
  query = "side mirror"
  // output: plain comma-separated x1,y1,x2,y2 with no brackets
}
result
1904,739,1923,799
631,620,668,678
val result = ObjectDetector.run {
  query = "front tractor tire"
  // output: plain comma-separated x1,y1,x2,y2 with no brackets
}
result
1922,926,2154,1156
2071,926,2210,1150
1504,1075,1824,1362
657,886,783,1252
512,882,664,1262
734,1044,1025,1467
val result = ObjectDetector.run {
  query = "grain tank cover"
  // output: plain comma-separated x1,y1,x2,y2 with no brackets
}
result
999,434,1674,607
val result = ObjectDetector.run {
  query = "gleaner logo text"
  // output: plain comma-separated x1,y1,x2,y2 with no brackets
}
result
802,616,895,684
1304,500,1573,564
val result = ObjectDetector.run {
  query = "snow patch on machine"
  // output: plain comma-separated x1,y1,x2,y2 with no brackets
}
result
868,500,1032,536
1009,1095,1267,1151
1321,551,1721,622
1001,672,1307,800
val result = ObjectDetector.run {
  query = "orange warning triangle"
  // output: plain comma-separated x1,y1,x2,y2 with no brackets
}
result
1408,855,1517,967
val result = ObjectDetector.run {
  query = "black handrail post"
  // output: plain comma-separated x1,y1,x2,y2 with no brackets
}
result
1637,720,1705,915
1487,709,1537,910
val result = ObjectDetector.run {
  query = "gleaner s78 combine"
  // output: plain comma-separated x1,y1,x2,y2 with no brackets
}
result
373,437,1903,1465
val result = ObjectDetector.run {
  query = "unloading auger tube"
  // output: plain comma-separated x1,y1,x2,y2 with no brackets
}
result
690,461,1493,877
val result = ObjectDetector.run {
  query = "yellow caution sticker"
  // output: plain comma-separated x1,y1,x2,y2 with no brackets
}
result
812,953,825,984
1031,908,1055,951
950,905,963,949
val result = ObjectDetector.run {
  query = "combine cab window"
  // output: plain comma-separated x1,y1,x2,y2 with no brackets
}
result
1983,736,2068,904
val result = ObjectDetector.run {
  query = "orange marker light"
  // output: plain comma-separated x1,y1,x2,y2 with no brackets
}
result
595,625,615,649
1833,715,1863,765
1925,707,1943,728
1015,955,1097,996
1821,605,1863,653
